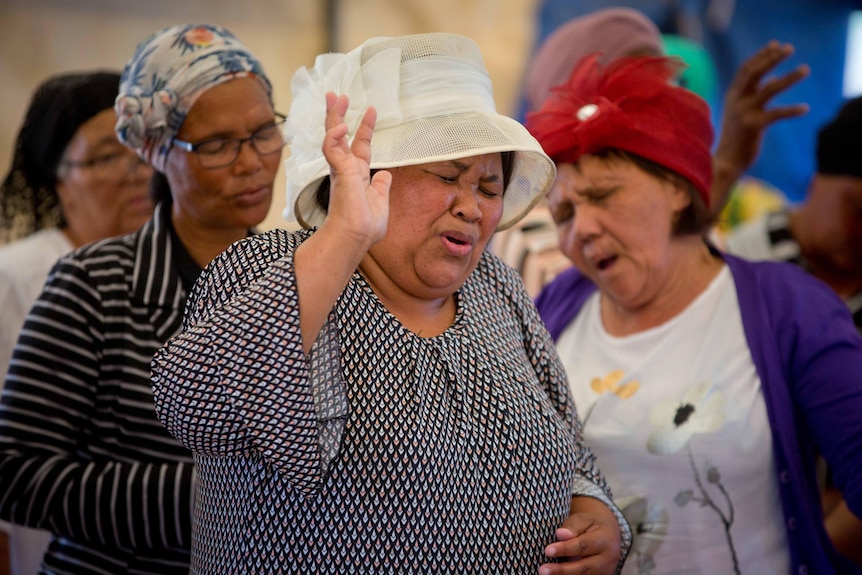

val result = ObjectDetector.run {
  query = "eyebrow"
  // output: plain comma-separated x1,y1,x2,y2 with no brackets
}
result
181,116,277,142
447,160,503,183
92,135,125,148
569,183,623,198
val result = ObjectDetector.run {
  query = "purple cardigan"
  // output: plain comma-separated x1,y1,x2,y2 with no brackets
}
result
535,251,862,575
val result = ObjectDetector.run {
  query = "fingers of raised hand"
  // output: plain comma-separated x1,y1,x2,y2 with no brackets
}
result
325,92,349,131
350,106,378,164
370,169,392,196
734,69,809,131
754,64,810,106
322,93,350,166
735,40,798,94
759,103,810,127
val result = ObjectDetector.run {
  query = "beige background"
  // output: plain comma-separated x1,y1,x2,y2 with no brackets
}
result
0,0,539,232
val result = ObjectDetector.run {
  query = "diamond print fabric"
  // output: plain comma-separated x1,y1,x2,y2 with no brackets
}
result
152,228,628,574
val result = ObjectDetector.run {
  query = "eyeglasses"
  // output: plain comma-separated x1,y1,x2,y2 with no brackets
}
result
171,113,287,169
61,150,149,184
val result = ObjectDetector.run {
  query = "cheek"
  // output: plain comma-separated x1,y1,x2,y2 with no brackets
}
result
389,186,443,225
839,213,862,244
166,156,219,205
93,184,126,212
70,179,112,211
262,153,282,179
555,221,576,250
484,198,504,221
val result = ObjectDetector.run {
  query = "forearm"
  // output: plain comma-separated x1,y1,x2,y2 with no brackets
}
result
825,498,862,567
709,156,743,217
0,450,194,551
572,475,632,569
295,220,371,354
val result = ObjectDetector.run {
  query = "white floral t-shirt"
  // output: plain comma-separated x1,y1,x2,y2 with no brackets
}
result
558,265,790,575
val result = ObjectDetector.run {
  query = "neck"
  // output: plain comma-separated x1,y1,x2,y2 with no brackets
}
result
357,262,456,338
601,237,724,336
61,226,84,249
170,214,248,268
61,223,96,249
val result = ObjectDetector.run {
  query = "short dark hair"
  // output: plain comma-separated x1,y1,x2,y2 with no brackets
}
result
817,95,862,178
312,151,515,215
593,149,714,236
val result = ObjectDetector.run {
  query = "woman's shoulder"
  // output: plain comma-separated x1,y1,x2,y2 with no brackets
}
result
184,228,309,325
209,228,308,275
724,251,837,302
0,227,71,275
723,251,852,337
535,266,595,309
474,249,536,303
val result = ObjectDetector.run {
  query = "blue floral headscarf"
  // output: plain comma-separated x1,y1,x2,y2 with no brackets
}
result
115,24,272,172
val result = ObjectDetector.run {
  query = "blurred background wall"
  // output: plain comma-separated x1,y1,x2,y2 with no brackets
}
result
0,0,536,232
531,0,860,204
1,0,859,232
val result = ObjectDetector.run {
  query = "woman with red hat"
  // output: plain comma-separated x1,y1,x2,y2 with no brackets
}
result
528,55,862,574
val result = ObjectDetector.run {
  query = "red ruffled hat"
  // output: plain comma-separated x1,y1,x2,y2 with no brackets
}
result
526,55,714,206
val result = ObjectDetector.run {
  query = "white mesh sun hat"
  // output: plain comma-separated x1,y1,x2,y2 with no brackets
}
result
282,32,556,231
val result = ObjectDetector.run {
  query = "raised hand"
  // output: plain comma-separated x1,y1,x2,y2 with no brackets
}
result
295,93,393,354
710,40,809,214
321,91,392,249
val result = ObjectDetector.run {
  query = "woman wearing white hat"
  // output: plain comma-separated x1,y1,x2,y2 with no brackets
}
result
152,33,630,574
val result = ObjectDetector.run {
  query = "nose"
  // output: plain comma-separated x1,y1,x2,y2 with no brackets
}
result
570,204,601,244
233,138,265,174
452,187,482,222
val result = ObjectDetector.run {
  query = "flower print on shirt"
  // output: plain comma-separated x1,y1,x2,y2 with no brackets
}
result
646,380,723,455
618,496,668,575
647,381,741,574
582,369,640,427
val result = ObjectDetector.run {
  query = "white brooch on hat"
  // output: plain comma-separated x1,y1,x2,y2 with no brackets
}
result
576,103,598,121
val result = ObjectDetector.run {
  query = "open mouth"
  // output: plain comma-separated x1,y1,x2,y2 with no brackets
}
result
596,255,617,271
441,232,473,256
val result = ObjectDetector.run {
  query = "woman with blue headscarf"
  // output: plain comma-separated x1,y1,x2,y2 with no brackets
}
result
0,24,283,574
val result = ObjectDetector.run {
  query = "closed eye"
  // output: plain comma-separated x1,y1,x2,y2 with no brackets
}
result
479,186,503,198
549,200,574,224
89,151,126,166
196,138,233,154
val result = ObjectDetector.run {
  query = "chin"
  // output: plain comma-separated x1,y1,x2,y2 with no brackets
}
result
421,271,472,295
236,205,272,229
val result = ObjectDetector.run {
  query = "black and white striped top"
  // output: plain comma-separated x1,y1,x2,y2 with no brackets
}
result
0,201,195,575
152,228,631,574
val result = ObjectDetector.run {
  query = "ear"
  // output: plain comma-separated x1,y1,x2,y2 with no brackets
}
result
669,180,692,214
54,175,73,209
54,169,85,225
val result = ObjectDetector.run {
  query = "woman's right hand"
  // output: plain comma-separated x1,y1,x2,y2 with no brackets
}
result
320,91,392,250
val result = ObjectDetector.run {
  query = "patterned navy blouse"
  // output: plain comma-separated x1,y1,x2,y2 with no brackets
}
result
152,228,631,574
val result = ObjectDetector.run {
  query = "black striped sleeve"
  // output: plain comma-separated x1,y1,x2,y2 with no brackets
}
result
0,255,193,551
